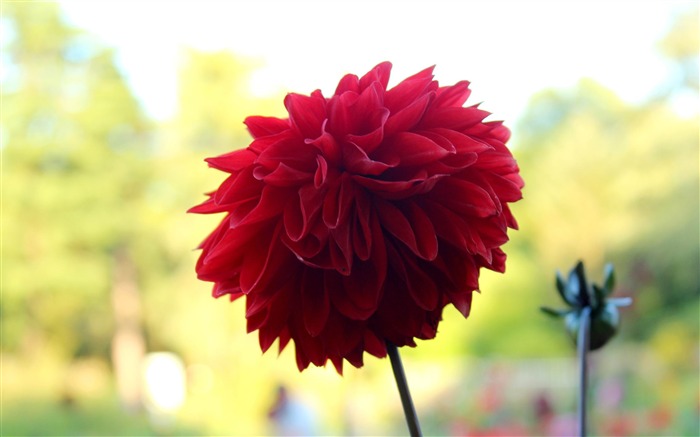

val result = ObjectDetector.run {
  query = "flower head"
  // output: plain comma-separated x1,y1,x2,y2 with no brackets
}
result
190,62,524,373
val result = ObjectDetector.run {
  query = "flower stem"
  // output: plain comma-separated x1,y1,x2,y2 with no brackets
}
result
577,306,592,437
386,341,422,437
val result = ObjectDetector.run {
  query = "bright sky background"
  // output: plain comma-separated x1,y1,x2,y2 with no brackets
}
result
58,0,696,124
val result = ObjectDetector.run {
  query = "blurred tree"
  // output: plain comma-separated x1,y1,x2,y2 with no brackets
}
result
658,7,698,92
1,2,156,410
514,9,699,342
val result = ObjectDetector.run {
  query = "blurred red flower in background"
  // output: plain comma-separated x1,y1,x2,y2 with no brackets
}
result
190,62,523,373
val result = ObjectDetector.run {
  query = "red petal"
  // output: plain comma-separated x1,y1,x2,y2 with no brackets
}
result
384,92,433,136
306,128,341,166
335,73,360,95
253,162,313,187
322,174,354,229
283,184,323,242
359,61,392,91
425,128,494,154
188,197,228,214
239,225,295,294
419,106,490,130
301,269,330,337
284,90,326,139
256,134,317,172
256,282,294,352
374,132,452,167
345,109,388,154
432,80,471,108
485,120,511,142
205,148,257,172
342,141,397,176
213,167,261,206
233,186,292,227
327,91,359,137
384,65,436,112
431,178,498,218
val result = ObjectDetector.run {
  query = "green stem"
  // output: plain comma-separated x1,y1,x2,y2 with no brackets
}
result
386,341,422,437
578,306,592,437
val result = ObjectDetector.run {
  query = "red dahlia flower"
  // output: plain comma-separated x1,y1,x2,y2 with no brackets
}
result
191,62,523,373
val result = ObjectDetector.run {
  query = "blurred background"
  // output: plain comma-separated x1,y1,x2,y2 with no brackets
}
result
1,1,698,435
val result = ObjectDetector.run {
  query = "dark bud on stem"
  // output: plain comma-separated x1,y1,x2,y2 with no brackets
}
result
541,261,631,351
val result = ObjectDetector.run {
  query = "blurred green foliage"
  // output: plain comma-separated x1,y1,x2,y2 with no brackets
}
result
2,3,698,436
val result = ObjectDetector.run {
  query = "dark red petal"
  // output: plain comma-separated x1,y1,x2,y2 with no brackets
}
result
278,328,291,354
244,116,290,138
329,217,353,275
388,244,439,311
344,254,385,312
404,201,438,261
405,259,440,311
301,269,330,337
375,198,436,260
363,330,387,358
284,90,326,139
449,288,473,318
352,190,373,261
326,271,376,320
330,356,344,374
